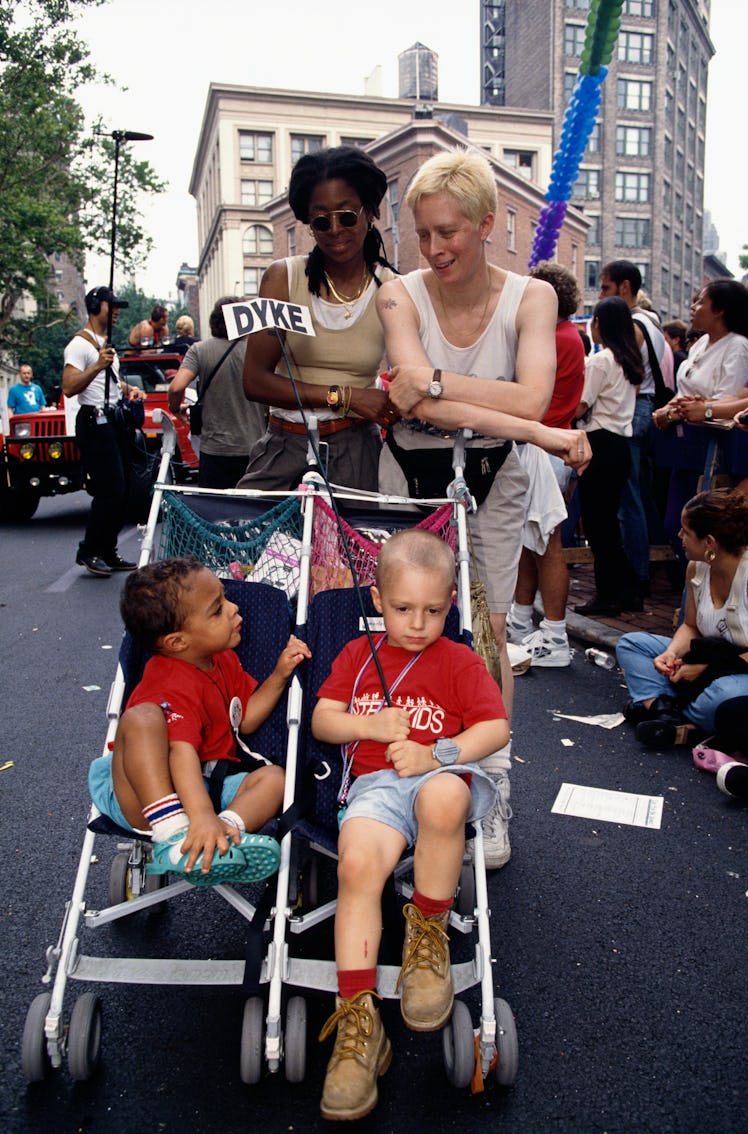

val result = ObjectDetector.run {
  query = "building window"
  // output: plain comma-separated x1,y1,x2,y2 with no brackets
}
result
584,260,600,291
661,264,670,293
623,0,653,16
506,209,516,253
387,179,399,228
239,131,273,163
243,267,260,297
615,171,650,203
564,23,586,56
287,225,296,257
633,263,650,292
503,149,535,180
242,224,273,256
618,31,654,65
564,71,577,103
616,125,651,157
617,79,652,112
290,134,325,165
571,168,600,199
615,217,651,247
571,243,578,274
340,136,374,148
240,179,273,207
587,122,601,154
586,215,601,245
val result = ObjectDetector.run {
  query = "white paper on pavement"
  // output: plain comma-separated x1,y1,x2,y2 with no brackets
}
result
550,710,625,729
552,783,664,829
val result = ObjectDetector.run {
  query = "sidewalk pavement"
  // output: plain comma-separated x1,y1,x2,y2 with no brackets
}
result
564,559,682,655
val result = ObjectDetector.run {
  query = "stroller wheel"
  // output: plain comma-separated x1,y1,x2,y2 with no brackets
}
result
109,851,134,906
240,997,264,1084
284,996,307,1083
67,992,102,1082
442,999,475,1089
493,997,519,1087
21,993,52,1082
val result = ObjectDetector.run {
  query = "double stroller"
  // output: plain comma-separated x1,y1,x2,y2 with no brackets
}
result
21,422,518,1098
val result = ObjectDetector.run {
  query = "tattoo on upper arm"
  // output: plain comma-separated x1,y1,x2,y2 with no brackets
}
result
380,298,398,310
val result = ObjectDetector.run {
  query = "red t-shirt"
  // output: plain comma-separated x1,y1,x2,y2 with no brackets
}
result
127,651,258,765
543,319,586,429
317,635,507,777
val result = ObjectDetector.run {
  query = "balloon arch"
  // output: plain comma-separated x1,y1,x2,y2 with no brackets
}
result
528,0,624,267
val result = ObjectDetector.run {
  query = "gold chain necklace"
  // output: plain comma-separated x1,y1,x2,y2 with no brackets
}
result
436,269,493,340
323,266,370,318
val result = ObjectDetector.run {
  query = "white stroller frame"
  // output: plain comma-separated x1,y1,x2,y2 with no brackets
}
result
21,420,517,1094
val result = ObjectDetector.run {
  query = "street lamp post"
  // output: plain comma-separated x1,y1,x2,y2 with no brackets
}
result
98,129,154,345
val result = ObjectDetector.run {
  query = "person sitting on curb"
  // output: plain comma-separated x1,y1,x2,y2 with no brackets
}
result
617,488,748,751
88,556,310,884
311,529,508,1121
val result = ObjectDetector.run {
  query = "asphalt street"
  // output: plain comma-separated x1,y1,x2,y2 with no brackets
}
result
1,492,746,1133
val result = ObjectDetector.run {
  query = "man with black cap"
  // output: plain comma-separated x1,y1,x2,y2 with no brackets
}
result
62,286,144,577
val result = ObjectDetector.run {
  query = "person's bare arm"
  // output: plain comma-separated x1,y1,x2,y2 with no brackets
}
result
62,341,116,397
380,276,557,423
312,698,411,746
167,364,198,417
241,636,311,734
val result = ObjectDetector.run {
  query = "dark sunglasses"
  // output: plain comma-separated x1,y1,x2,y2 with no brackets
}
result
309,207,364,233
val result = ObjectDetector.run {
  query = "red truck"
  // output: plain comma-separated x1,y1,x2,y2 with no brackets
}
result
0,350,197,522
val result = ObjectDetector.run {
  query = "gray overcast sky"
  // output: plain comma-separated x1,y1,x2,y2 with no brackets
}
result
76,0,745,306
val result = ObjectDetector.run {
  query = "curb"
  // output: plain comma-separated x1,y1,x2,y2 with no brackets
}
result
566,610,622,653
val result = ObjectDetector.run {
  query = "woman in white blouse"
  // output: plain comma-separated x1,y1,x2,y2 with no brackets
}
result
652,279,748,557
572,296,644,616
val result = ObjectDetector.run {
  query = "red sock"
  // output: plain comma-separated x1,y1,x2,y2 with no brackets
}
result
337,968,377,1000
413,888,453,919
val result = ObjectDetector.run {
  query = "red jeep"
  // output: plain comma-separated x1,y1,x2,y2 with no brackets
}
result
0,350,197,522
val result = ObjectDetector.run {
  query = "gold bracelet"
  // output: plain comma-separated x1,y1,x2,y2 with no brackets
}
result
341,385,352,416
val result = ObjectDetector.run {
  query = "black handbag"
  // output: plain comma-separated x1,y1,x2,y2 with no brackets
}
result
386,430,511,506
189,340,239,436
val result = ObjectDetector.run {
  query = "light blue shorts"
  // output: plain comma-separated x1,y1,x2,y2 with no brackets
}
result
88,752,248,834
341,763,497,846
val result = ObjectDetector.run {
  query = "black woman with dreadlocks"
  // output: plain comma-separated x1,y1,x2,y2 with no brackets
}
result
236,146,398,492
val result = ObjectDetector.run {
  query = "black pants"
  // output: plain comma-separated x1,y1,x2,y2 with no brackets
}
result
713,696,748,755
75,407,127,561
198,450,250,490
577,428,638,604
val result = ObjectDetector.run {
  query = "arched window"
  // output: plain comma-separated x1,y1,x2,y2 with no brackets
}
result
243,224,273,256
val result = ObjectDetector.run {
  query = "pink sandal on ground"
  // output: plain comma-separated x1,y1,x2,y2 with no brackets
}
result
692,743,747,774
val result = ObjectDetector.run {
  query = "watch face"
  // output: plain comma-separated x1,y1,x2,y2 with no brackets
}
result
428,381,443,399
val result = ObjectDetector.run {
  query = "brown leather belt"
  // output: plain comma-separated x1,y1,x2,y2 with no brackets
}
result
269,414,357,437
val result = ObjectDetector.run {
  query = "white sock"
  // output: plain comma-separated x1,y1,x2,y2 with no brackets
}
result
142,794,187,844
510,603,533,625
483,739,511,774
218,809,246,835
541,618,567,639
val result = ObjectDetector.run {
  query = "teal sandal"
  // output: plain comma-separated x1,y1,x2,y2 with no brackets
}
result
146,831,280,887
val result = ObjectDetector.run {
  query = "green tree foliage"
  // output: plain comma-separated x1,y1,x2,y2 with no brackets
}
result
0,1,165,357
739,244,748,272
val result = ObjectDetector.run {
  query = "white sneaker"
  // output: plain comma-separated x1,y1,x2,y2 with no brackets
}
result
481,771,512,870
506,614,534,645
521,625,571,668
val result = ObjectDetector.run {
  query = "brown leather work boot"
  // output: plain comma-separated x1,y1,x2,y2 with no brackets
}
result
397,903,454,1031
318,990,392,1121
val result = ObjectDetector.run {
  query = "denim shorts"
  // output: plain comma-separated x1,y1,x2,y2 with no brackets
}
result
341,763,497,846
88,752,248,834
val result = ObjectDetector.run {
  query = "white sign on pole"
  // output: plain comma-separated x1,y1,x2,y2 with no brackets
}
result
222,299,315,341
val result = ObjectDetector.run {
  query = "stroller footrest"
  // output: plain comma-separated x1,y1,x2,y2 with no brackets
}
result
71,955,252,986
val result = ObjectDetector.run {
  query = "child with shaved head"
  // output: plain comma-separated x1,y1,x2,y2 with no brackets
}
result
311,529,508,1121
